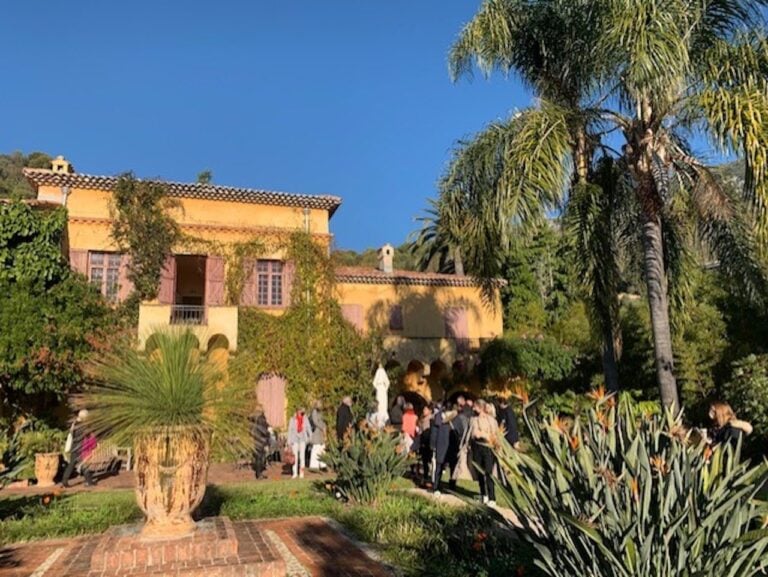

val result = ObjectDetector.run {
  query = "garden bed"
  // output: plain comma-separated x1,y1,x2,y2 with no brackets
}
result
0,480,537,577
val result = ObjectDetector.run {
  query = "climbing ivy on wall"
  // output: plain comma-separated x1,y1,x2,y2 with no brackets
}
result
110,173,181,301
231,231,382,416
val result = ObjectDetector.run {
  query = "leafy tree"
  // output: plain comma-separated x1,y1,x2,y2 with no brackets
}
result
110,173,181,300
479,335,577,389
196,170,213,184
436,0,768,410
0,202,70,286
0,151,51,198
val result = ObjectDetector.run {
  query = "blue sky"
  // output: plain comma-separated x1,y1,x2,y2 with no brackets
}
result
0,1,532,250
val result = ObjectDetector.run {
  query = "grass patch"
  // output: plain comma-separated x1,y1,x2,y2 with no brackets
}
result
0,481,539,576
0,490,141,545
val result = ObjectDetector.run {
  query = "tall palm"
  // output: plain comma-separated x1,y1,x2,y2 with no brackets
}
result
439,0,768,409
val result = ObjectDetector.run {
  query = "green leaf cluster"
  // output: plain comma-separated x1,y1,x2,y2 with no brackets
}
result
500,396,768,576
110,173,181,301
0,151,51,199
723,354,768,448
324,423,408,506
479,335,577,387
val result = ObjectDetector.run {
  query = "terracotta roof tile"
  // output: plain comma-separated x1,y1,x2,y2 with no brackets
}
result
23,169,342,216
335,266,495,287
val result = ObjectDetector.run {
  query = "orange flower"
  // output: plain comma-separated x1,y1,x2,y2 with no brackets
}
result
551,415,569,435
511,384,529,405
704,446,713,462
568,435,580,451
476,531,488,542
629,477,639,502
587,385,607,403
650,455,668,476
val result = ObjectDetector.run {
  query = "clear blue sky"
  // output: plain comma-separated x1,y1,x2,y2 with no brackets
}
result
0,1,531,250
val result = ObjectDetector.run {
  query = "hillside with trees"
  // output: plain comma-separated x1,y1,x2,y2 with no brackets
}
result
0,151,52,198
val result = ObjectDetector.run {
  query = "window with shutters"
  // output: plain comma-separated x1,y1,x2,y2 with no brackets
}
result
88,252,121,302
256,260,284,307
389,305,404,331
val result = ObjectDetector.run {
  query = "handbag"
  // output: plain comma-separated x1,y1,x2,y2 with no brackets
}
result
64,423,74,454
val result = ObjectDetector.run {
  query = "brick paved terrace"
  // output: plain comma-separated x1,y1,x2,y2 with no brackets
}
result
0,517,391,577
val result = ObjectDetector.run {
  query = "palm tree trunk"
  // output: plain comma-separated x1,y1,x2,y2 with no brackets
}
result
601,320,621,393
453,246,465,276
640,211,679,411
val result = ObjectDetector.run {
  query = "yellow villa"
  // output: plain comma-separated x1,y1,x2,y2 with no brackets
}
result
24,157,503,424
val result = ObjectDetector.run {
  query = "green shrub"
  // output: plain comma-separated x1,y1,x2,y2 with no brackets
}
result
723,354,768,446
500,393,768,577
16,425,66,479
479,335,576,387
324,423,408,505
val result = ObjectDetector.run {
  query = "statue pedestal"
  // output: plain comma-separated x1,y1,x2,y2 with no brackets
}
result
70,517,286,576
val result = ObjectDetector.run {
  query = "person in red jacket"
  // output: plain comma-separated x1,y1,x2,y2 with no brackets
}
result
402,403,418,439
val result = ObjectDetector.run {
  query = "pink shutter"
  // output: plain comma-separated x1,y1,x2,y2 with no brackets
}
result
69,250,88,276
283,260,295,307
117,255,134,302
256,374,287,429
157,256,176,304
445,307,469,352
239,259,257,306
341,304,364,332
205,256,225,306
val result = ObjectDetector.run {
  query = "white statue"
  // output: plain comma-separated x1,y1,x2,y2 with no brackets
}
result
372,364,390,428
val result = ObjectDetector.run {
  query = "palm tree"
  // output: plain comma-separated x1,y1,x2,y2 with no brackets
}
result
437,0,768,409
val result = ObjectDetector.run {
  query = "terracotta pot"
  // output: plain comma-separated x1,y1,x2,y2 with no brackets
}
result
134,427,210,538
34,453,60,488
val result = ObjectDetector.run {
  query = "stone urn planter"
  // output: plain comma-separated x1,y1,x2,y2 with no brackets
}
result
134,426,211,538
34,452,60,488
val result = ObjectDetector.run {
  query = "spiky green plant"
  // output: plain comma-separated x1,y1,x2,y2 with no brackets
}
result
80,329,253,458
499,392,768,576
324,423,408,506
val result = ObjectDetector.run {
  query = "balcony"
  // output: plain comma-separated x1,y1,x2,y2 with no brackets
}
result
138,304,238,352
170,305,206,325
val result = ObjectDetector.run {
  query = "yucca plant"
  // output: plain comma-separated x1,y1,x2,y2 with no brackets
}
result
324,423,408,506
499,392,768,576
80,329,253,536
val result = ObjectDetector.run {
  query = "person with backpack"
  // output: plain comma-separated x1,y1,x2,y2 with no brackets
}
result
62,409,95,488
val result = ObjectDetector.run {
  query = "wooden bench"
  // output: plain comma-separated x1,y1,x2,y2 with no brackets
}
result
81,442,131,479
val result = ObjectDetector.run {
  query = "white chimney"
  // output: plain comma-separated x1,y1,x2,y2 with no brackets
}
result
378,244,394,274
51,155,74,174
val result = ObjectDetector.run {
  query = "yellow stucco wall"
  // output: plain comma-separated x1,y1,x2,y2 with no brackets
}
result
335,282,503,341
41,184,331,254
138,304,238,352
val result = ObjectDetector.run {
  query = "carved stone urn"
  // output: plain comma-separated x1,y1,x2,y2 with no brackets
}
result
134,426,210,538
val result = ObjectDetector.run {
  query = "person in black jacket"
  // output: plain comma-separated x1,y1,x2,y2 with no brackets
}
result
388,395,405,431
709,401,753,449
497,398,520,448
249,407,270,479
430,403,459,495
336,396,354,442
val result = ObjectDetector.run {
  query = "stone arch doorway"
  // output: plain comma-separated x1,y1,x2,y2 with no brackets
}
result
256,373,287,429
207,334,230,371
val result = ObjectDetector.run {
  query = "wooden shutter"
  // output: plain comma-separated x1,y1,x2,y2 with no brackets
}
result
239,258,257,306
341,304,364,332
283,260,295,307
69,250,88,276
445,307,469,352
256,374,287,429
205,256,225,306
157,256,176,304
117,255,134,302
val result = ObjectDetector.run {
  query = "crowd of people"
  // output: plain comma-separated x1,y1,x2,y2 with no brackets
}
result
53,395,755,490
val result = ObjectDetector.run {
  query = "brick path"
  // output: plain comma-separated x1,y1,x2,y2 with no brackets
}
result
0,518,391,577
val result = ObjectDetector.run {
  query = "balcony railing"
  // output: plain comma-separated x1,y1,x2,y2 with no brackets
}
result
170,305,207,326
